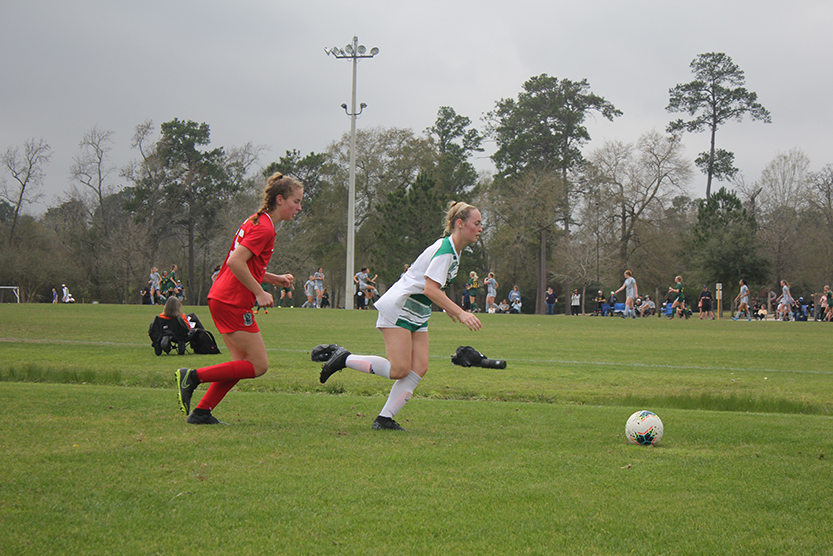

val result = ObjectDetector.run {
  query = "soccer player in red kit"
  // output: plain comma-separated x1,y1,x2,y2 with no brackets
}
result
175,172,302,424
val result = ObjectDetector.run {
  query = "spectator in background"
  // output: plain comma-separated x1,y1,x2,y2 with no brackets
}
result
592,290,605,316
699,285,715,320
508,285,521,313
61,284,75,303
570,289,581,316
752,300,767,320
462,281,472,312
545,287,557,315
607,291,617,316
640,295,656,318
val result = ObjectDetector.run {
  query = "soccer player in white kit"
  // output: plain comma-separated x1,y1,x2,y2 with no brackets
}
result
615,270,638,319
312,201,483,430
733,279,751,321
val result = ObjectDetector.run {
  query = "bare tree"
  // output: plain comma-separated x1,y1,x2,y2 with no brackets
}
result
755,149,812,282
1,138,51,246
71,127,116,236
590,131,692,269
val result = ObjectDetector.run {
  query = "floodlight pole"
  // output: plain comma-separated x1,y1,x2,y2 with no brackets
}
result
325,36,379,309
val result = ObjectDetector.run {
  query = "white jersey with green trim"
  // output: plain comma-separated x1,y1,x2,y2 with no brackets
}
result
374,236,460,327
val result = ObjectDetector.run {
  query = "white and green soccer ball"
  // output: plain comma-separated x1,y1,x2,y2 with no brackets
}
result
625,410,664,445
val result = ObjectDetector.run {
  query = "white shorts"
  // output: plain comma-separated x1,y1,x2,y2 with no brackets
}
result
375,294,431,332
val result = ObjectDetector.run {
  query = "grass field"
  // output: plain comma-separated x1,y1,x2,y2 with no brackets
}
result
1,304,832,555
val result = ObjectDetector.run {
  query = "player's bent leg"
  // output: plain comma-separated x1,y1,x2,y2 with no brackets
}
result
408,331,430,378
221,330,269,377
319,346,351,383
382,327,417,380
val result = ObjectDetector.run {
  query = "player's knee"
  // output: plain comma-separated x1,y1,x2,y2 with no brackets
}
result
389,365,410,380
253,362,269,377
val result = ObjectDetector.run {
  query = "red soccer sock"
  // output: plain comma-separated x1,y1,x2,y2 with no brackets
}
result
195,380,239,411
195,360,256,383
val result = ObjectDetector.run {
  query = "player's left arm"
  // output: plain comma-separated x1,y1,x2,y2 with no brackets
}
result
265,272,293,288
425,277,481,331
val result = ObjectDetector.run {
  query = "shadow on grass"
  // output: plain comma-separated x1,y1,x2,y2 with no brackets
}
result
1,364,122,386
620,391,824,415
2,365,828,416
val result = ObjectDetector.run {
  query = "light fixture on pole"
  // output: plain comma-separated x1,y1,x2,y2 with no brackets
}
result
325,36,379,309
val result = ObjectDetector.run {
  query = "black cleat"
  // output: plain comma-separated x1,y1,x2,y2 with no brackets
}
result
186,411,229,425
175,368,199,415
372,415,406,431
319,346,350,383
311,343,341,362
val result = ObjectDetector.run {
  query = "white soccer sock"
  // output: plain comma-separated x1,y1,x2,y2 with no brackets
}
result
345,355,391,379
379,371,421,419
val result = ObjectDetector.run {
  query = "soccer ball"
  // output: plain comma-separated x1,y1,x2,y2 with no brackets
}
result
625,410,664,445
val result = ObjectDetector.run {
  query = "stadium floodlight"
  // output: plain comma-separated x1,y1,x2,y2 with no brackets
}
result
324,35,379,309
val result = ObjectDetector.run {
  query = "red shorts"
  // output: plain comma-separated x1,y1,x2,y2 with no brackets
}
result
209,299,259,334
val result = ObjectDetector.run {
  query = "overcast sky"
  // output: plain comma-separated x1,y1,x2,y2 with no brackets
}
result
2,0,831,215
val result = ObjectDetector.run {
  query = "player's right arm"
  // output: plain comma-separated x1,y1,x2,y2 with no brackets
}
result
226,245,273,307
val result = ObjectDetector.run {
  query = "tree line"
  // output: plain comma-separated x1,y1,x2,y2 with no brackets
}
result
2,53,831,311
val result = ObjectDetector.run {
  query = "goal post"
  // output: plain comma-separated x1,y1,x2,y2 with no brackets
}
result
0,286,20,303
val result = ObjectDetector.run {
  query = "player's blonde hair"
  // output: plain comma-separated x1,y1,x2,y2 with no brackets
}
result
443,201,478,236
250,172,303,225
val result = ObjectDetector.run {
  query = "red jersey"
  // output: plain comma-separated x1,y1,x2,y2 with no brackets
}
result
208,213,276,309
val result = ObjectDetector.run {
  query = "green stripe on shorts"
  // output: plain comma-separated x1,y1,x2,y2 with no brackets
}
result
394,294,432,331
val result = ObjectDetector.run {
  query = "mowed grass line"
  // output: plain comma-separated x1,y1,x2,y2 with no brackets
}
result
0,304,831,414
2,382,832,556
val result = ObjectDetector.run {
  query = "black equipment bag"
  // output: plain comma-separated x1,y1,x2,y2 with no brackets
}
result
451,346,507,369
190,329,221,355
